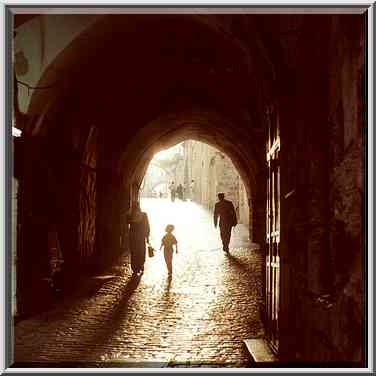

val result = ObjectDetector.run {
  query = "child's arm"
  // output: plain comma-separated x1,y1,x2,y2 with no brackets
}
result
175,242,178,254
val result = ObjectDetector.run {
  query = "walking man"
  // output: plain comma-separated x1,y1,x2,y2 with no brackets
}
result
214,193,237,253
169,182,176,202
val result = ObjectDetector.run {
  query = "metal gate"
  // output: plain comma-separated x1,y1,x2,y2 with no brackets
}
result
266,109,280,353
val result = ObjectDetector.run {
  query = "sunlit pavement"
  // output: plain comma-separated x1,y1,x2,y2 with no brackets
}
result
141,198,252,278
14,198,264,367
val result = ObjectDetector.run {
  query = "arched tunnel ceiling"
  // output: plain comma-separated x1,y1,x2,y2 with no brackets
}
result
119,109,262,200
17,14,270,201
24,14,275,136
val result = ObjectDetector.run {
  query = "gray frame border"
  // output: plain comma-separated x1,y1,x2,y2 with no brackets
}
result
3,2,374,374
5,3,13,372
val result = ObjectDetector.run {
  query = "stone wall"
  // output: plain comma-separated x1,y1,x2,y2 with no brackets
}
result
15,135,63,315
180,141,250,228
278,15,365,364
14,113,104,314
299,17,365,363
78,126,97,267
174,158,186,193
324,16,364,362
238,181,249,227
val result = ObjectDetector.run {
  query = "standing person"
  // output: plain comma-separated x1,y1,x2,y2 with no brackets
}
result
189,179,195,201
160,224,178,278
169,182,176,202
127,201,150,276
176,184,184,201
183,183,188,201
214,193,237,254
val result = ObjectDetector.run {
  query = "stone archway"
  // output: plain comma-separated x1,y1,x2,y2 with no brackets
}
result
13,12,273,321
14,13,271,285
12,11,366,364
116,109,265,249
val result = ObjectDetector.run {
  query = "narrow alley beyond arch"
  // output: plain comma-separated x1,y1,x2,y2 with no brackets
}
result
15,199,263,367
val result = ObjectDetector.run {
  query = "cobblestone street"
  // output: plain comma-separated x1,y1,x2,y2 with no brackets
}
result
14,199,264,367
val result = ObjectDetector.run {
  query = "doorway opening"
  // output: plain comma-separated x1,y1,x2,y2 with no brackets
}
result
128,139,264,356
138,140,255,261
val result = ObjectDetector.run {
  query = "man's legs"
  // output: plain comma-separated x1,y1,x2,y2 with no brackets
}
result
220,225,231,253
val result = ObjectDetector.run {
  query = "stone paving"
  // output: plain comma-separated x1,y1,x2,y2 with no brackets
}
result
13,198,264,368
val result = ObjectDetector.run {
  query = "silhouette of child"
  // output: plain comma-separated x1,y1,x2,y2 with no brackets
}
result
160,224,178,277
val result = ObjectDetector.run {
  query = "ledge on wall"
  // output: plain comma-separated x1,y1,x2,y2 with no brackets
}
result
243,338,278,363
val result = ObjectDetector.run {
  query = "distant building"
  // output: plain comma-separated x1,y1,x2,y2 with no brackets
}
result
180,141,250,228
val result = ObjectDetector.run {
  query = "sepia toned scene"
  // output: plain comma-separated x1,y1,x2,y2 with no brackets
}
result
11,8,366,368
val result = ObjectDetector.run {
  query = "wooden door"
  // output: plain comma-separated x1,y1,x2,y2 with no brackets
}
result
266,109,280,353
